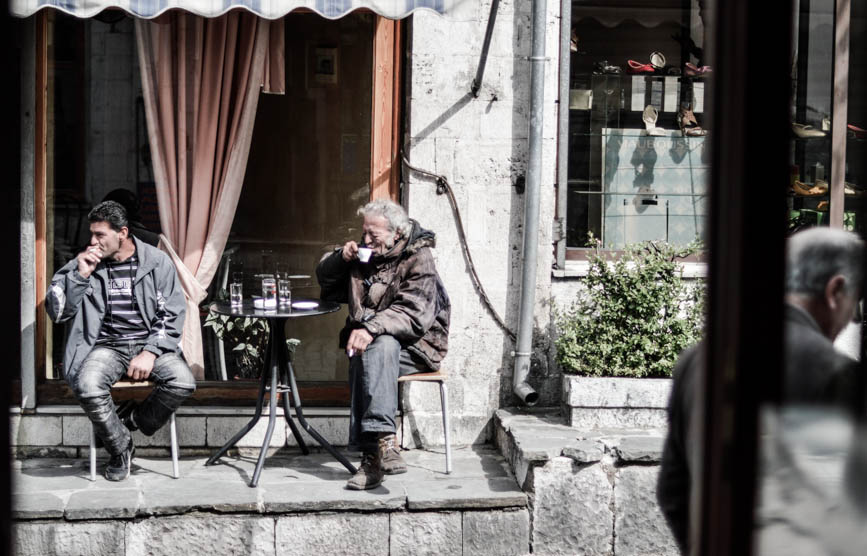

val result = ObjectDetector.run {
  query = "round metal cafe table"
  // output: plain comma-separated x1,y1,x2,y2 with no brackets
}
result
205,299,356,487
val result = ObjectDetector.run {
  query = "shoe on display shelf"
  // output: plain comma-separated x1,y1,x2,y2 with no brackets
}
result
792,123,825,138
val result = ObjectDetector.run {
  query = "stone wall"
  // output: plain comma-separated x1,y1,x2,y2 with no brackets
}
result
402,0,563,447
14,510,530,556
494,409,678,555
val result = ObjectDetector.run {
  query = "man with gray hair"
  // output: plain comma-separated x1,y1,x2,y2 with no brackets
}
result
317,199,450,490
657,227,864,552
782,227,862,406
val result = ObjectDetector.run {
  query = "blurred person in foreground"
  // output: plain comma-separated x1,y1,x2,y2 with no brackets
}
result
657,227,864,553
316,199,450,490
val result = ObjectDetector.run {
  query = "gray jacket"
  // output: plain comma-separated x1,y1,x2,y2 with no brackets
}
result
46,236,186,380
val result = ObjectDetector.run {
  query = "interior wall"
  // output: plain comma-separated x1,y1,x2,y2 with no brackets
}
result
228,13,375,383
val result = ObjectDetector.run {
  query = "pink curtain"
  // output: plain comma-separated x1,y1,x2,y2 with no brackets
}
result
136,12,285,379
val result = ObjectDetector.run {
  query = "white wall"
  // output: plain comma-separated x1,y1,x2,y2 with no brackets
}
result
403,0,563,445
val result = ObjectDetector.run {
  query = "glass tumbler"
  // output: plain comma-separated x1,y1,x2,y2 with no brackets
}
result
262,276,277,310
278,278,291,307
230,282,243,307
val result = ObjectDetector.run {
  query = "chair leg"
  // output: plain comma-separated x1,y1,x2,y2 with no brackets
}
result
170,413,179,479
439,382,452,474
89,426,97,481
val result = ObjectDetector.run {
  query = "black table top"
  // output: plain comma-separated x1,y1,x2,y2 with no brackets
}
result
209,298,340,319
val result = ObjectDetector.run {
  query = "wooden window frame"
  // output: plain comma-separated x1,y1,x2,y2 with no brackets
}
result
33,13,406,406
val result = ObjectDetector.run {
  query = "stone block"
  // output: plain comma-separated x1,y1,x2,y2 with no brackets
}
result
126,515,275,556
390,511,462,556
562,439,605,463
532,457,614,555
566,407,668,430
614,466,679,556
400,413,490,449
65,488,139,520
463,509,530,556
207,415,287,448
405,476,526,510
139,477,261,515
263,482,405,513
62,415,91,446
12,491,65,519
614,436,665,463
11,415,62,446
284,416,347,447
276,513,389,556
176,416,207,447
564,376,672,409
13,521,125,556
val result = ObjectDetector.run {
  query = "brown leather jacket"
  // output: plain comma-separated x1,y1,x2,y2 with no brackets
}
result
316,220,450,370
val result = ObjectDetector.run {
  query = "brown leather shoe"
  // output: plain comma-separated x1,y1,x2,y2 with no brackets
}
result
379,433,407,475
346,451,384,490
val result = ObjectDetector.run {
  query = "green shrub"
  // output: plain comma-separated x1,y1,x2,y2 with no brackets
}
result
555,240,705,377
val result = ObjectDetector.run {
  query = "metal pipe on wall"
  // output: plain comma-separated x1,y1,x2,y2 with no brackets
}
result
512,0,547,406
554,0,571,268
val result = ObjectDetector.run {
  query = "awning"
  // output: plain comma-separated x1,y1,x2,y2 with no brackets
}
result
9,0,453,20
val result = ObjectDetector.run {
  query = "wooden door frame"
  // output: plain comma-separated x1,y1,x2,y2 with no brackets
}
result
370,16,404,202
32,13,406,406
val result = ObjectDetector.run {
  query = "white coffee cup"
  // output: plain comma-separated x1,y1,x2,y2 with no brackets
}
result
357,247,373,263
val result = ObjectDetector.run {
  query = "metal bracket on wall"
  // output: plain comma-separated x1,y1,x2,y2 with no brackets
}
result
471,0,500,98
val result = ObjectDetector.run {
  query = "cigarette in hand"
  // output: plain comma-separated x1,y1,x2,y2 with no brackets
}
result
347,349,355,357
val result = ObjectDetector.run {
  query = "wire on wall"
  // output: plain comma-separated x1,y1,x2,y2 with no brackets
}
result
401,153,517,343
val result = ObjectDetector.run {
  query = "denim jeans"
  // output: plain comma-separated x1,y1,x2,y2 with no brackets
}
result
70,341,196,455
348,335,430,452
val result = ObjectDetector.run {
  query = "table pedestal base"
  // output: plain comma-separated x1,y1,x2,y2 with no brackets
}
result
205,318,357,487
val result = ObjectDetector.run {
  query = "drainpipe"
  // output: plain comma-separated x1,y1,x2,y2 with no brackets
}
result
512,0,547,406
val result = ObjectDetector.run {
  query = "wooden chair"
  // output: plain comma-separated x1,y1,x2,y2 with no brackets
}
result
398,371,451,474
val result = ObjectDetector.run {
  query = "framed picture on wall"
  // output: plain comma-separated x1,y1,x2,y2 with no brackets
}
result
308,46,338,86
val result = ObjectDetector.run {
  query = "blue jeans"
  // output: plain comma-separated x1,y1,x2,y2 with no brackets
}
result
348,335,430,452
70,341,196,455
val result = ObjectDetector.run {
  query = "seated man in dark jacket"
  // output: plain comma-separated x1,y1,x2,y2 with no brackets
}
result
317,199,450,490
657,227,863,553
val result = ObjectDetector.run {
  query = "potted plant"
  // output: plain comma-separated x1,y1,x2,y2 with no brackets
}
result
204,310,300,379
554,239,705,428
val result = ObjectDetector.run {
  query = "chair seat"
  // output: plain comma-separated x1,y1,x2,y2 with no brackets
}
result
398,371,447,382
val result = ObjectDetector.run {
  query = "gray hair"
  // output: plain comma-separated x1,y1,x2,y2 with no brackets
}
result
786,228,864,297
357,199,412,238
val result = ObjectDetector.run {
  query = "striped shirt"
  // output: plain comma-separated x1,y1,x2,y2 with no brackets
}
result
96,254,149,344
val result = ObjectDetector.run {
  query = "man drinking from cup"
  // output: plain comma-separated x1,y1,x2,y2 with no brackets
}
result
316,199,451,490
46,201,196,481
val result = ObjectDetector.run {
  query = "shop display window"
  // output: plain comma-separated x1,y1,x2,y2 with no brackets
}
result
561,0,710,254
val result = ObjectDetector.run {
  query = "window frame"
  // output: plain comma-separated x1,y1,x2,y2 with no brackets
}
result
30,11,406,406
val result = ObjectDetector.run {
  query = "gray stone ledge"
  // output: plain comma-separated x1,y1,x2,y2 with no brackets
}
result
561,439,605,463
65,488,140,520
404,477,527,510
612,435,665,463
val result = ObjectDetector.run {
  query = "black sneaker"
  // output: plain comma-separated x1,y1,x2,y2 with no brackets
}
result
104,439,135,482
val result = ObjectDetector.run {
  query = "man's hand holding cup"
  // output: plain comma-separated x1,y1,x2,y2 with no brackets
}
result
78,246,103,279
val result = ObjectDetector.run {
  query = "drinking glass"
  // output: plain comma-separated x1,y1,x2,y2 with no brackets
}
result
278,278,291,307
230,282,243,307
262,276,277,310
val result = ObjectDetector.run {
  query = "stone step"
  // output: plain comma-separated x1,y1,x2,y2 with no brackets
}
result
493,408,677,556
12,447,530,556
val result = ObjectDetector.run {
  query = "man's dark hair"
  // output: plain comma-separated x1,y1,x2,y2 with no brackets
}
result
88,201,128,232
